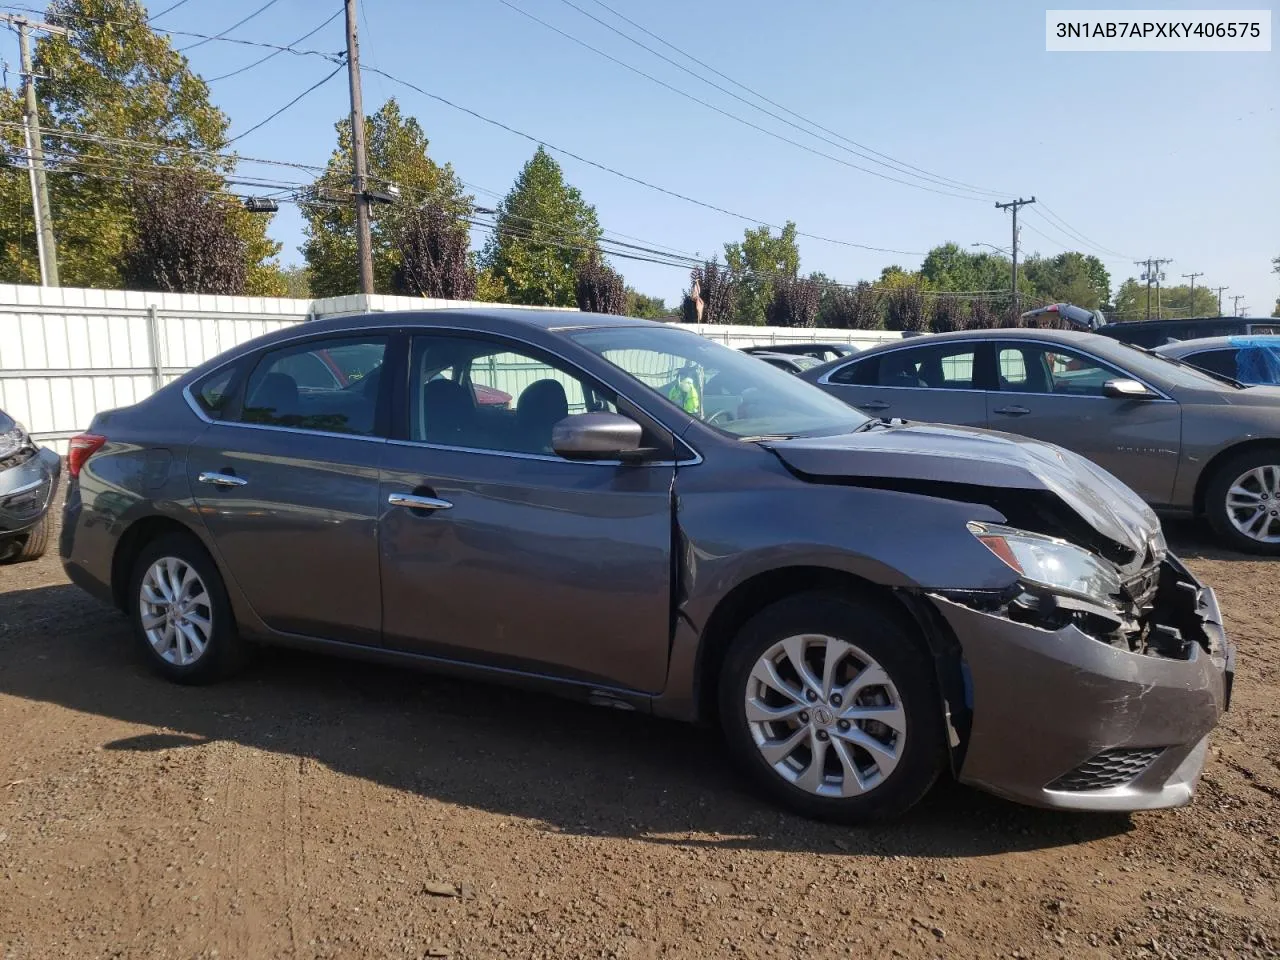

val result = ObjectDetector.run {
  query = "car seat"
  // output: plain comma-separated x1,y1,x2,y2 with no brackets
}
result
420,378,476,444
516,379,569,453
247,372,299,419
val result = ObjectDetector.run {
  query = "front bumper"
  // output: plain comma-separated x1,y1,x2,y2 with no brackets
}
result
0,446,60,536
931,566,1233,812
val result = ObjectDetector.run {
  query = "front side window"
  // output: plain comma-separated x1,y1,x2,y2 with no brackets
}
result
997,344,1117,397
409,335,620,455
568,326,867,439
1182,349,1239,380
241,336,387,435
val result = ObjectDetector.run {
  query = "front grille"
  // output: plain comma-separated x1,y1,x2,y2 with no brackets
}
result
1047,748,1164,792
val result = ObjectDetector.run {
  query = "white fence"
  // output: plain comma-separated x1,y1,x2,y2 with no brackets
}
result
0,283,902,452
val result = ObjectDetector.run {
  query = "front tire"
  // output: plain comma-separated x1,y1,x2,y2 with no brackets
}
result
0,513,50,564
1204,448,1280,555
717,593,946,824
129,532,244,684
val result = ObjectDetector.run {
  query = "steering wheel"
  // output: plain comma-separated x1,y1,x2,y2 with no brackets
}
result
705,408,733,426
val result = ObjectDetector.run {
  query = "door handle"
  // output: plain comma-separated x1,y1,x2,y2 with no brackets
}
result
992,405,1031,417
857,400,891,411
197,471,248,488
387,492,453,512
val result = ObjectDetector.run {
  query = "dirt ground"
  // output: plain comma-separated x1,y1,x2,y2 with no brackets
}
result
1,502,1277,960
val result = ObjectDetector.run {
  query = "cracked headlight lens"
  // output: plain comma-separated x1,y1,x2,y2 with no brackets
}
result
0,422,30,460
967,521,1122,606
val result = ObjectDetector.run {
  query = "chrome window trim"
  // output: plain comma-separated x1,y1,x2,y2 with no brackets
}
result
818,336,1176,402
385,437,700,469
181,320,704,464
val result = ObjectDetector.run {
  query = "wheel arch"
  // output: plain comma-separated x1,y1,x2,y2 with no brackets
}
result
1192,439,1280,516
691,565,969,769
111,515,209,612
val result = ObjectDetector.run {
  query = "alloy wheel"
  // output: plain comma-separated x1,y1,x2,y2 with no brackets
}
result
139,556,213,666
744,634,906,797
1225,465,1280,544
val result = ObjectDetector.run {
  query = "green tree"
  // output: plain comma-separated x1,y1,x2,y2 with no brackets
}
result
723,221,800,325
280,265,311,299
624,288,667,318
480,146,601,307
1112,278,1217,320
0,0,283,292
1023,252,1111,309
303,98,471,297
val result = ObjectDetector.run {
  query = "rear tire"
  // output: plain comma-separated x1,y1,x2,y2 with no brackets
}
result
717,592,946,824
1204,448,1280,555
128,532,245,684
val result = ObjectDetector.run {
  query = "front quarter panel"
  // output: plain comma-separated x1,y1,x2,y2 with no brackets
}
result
659,443,1018,718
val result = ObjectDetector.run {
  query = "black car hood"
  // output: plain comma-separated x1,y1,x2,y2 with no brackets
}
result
765,422,1162,560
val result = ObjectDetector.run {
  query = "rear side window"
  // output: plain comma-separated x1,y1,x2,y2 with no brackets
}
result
828,356,879,385
193,367,237,420
241,336,388,436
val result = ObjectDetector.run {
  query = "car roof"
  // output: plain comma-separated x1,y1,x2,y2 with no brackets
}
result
1102,315,1268,329
841,327,1125,357
1157,335,1280,355
249,307,663,343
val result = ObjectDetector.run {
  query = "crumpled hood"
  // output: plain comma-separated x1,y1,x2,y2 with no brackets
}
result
765,422,1162,560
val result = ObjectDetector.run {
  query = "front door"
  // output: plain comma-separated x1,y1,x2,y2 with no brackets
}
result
821,341,991,427
187,333,390,644
988,341,1182,504
377,333,676,694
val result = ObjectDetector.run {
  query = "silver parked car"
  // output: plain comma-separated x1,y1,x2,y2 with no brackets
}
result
61,310,1233,822
805,328,1280,553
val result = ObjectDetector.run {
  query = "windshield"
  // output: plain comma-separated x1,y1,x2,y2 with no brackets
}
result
1113,340,1249,390
569,326,869,438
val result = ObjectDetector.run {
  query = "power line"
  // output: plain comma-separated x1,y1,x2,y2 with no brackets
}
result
361,66,927,257
206,6,343,82
1027,204,1132,260
177,0,285,52
549,0,1002,198
146,0,191,22
0,121,331,172
577,0,1006,199
224,60,346,145
497,0,987,203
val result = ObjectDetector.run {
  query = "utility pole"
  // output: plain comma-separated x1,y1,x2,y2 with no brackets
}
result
1212,285,1229,316
3,14,66,287
1231,294,1246,317
343,0,374,295
1181,272,1203,318
994,197,1035,314
1135,257,1172,321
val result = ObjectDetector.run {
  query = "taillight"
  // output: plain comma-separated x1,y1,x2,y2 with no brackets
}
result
67,434,106,478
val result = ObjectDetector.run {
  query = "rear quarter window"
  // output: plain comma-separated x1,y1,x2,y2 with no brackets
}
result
192,367,238,419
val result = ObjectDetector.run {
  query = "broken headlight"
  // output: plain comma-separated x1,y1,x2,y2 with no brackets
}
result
967,521,1122,607
0,421,31,460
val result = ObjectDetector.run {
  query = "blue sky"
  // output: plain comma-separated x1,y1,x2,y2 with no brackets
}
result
11,0,1280,310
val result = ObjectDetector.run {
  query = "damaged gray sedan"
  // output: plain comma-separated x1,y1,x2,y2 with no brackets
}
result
60,311,1234,822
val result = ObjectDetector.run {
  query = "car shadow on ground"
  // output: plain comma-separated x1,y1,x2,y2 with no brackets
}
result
1161,517,1269,562
0,582,1134,857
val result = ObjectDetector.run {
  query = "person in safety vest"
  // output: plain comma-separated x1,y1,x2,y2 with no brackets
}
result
668,365,701,416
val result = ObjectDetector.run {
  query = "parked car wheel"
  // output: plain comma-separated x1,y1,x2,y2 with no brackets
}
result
129,532,244,683
717,593,946,823
1205,448,1280,555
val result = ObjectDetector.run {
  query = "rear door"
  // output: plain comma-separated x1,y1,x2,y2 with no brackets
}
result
987,341,1182,504
819,341,992,426
186,332,391,645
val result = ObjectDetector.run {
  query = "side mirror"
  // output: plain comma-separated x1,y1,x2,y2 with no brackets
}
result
1103,377,1156,400
551,412,645,461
